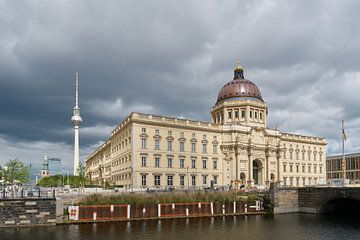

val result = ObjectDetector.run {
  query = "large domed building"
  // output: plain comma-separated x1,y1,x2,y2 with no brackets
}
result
86,62,327,190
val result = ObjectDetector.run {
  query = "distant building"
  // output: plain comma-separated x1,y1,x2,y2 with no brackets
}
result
327,152,360,181
41,155,62,177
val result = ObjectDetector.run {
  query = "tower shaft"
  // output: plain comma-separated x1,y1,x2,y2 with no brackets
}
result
71,72,82,176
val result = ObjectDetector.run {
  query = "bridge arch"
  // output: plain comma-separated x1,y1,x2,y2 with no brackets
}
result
319,197,360,215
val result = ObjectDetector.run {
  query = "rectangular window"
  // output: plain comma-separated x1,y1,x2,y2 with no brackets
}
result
179,158,185,168
141,175,147,186
180,142,185,152
228,111,232,119
202,144,207,153
255,111,258,119
283,164,286,172
155,157,160,167
303,178,306,186
308,165,311,173
213,160,217,170
191,175,196,186
141,138,147,149
314,165,317,173
235,111,239,118
191,143,196,153
250,111,253,118
202,175,207,185
168,130,172,136
191,159,196,169
141,156,147,167
241,110,245,118
202,160,207,169
314,153,317,161
155,129,160,135
167,175,173,186
213,144,217,154
180,175,185,186
142,128,146,133
259,112,263,120
302,152,305,160
290,151,293,160
213,176,218,185
167,158,173,168
155,139,160,150
290,165,293,172
296,165,299,173
167,141,173,151
154,175,161,186
320,166,322,173
302,165,305,173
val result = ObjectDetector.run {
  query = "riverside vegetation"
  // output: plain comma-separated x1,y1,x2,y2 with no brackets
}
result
78,191,266,206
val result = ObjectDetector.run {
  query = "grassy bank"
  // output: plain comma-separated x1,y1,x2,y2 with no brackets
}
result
78,191,261,205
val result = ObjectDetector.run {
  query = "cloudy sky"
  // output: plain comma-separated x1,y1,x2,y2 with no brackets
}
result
1,0,360,173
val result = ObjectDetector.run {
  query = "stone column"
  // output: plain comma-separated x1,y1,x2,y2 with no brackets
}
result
247,151,253,187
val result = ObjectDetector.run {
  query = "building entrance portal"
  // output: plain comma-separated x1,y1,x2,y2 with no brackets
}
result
253,159,263,185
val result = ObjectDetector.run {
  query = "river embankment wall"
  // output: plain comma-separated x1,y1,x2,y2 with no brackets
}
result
0,198,59,227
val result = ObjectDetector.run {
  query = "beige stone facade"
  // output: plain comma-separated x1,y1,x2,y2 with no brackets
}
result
85,65,327,190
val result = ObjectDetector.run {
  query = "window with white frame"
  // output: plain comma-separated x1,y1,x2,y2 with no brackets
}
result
154,175,161,186
191,159,196,169
167,140,173,151
155,139,160,150
155,157,160,167
191,175,196,186
213,144,217,154
167,175,173,186
179,158,185,168
202,143,207,153
202,175,207,185
167,157,173,168
191,143,196,153
202,159,207,169
213,160,217,170
141,138,147,149
140,175,147,186
180,142,185,152
180,175,185,186
141,156,147,167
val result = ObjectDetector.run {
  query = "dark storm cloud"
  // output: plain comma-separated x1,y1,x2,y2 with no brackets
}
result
1,0,360,171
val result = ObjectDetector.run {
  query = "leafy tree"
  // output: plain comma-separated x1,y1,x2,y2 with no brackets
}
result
2,158,30,185
37,175,64,187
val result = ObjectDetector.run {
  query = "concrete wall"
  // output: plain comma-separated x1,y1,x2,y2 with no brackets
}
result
0,198,57,227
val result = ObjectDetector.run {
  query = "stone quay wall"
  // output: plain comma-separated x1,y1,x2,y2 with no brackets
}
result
269,184,299,214
0,198,57,227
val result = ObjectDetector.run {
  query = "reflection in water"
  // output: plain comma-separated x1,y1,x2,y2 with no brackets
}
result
1,214,360,240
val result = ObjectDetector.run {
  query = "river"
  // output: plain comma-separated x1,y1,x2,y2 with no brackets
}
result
1,214,359,240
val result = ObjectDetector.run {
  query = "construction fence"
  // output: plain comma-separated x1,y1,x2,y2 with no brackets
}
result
68,200,263,222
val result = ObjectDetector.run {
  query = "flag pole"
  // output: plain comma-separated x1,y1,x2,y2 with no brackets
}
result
342,120,346,180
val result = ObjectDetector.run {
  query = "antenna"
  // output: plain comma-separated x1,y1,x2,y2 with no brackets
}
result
75,72,79,108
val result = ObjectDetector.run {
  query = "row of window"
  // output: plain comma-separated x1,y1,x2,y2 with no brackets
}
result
141,174,218,187
327,157,360,172
141,138,218,154
213,107,265,124
283,164,323,174
283,144,323,161
283,176,320,186
140,156,218,169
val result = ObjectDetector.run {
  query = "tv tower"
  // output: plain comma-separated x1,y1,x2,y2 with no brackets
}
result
71,72,83,176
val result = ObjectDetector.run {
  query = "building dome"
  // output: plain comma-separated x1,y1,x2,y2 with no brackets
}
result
216,63,263,104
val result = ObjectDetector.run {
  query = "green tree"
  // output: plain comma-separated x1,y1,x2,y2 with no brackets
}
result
2,158,30,185
37,175,64,187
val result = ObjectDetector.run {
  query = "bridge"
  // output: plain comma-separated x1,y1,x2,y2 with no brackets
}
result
269,183,360,214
